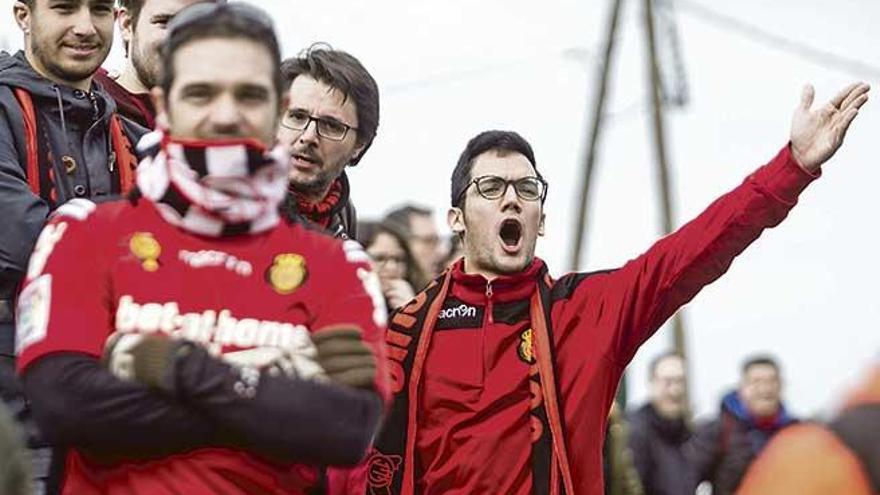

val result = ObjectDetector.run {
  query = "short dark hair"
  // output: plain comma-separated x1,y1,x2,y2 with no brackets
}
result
160,3,283,101
280,44,380,166
648,351,684,380
742,354,780,376
17,0,35,8
384,204,433,237
117,0,144,26
450,130,543,208
118,0,224,37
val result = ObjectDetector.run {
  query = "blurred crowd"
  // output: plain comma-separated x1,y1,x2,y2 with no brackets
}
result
604,353,880,495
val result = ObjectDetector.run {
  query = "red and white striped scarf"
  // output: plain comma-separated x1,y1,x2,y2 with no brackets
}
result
135,131,289,236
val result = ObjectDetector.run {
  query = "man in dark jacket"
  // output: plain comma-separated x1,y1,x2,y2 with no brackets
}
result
277,44,380,239
628,352,697,495
1,0,145,492
93,0,220,129
688,355,797,495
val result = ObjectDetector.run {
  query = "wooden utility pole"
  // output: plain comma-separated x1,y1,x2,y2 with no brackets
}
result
643,0,687,358
568,0,626,272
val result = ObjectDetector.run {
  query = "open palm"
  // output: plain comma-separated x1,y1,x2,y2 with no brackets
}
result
790,82,870,172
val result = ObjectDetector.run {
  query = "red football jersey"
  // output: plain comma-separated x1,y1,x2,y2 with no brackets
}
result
16,198,389,495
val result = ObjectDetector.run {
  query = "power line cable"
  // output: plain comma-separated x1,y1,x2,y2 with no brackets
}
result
677,0,880,81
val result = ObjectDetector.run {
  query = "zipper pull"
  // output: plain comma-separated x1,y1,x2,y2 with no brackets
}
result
485,280,494,324
108,151,116,173
88,92,99,121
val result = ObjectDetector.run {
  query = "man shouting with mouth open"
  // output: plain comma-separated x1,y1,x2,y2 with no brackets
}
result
368,80,869,495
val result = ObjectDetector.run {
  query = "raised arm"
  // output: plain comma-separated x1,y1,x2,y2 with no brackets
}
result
556,82,870,365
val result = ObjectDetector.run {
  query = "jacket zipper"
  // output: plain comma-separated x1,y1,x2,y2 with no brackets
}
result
485,280,494,324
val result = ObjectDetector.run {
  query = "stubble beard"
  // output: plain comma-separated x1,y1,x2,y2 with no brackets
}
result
30,25,106,84
130,35,158,90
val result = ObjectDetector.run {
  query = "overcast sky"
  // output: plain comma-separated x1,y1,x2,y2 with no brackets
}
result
2,0,878,419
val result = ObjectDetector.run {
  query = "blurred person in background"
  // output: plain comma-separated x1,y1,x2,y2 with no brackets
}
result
385,203,446,278
94,0,222,129
605,401,644,495
735,360,880,495
359,220,430,310
277,44,379,240
688,355,797,495
627,352,697,495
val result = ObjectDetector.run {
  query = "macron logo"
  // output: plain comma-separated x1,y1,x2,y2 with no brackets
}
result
439,304,477,320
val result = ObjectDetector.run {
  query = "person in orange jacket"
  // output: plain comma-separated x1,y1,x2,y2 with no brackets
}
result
735,363,880,495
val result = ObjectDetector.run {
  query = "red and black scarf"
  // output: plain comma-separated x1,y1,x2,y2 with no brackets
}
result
291,174,349,230
367,265,575,495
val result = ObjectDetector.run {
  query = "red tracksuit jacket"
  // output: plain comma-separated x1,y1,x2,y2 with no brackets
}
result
15,197,389,495
371,145,819,495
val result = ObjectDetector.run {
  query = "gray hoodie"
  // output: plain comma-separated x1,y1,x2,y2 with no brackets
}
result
0,50,145,488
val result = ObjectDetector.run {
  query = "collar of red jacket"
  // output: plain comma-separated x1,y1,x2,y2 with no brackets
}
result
447,257,546,304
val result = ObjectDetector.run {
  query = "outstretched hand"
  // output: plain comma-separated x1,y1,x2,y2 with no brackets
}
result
790,82,870,172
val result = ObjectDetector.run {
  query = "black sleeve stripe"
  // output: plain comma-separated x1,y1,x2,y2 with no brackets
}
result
550,269,617,302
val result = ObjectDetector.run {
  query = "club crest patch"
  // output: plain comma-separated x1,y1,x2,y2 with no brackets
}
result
266,253,308,294
129,232,161,272
518,328,535,364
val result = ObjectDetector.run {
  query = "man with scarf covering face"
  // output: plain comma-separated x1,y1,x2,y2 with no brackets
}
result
277,45,380,240
13,4,389,495
369,77,869,495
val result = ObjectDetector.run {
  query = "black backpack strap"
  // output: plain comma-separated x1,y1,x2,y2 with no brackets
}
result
829,404,880,491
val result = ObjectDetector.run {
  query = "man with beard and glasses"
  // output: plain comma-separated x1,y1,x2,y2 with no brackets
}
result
14,3,388,494
94,0,222,129
277,44,380,240
0,0,145,492
369,77,869,495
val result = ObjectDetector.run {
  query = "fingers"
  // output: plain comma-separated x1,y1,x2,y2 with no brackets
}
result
320,355,376,375
311,327,363,345
311,326,376,388
326,367,376,389
835,107,861,138
828,81,862,109
799,84,815,110
838,82,870,111
315,337,373,357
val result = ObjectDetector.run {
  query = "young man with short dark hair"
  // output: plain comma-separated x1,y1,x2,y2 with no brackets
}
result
371,78,869,495
15,4,388,494
1,1,145,491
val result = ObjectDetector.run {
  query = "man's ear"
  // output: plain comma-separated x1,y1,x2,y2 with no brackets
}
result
117,7,134,49
538,212,546,237
351,142,367,162
13,2,31,35
447,207,465,236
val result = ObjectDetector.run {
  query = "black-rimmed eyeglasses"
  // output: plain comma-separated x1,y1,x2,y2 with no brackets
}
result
457,175,548,204
281,110,357,141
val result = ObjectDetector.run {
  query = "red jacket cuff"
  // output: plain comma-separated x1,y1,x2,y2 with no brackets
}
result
750,143,821,206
